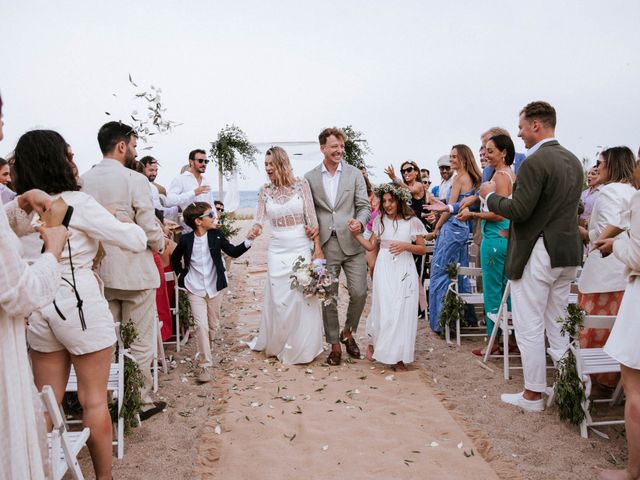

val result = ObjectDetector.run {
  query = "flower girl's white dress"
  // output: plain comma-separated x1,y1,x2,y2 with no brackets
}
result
247,179,324,364
367,216,427,364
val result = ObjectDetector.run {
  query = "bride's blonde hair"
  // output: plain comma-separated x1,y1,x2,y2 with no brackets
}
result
266,146,296,187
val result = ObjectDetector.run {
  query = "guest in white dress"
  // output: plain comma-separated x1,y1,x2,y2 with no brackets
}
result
247,146,324,364
10,129,147,480
0,95,69,480
595,162,640,480
351,183,427,370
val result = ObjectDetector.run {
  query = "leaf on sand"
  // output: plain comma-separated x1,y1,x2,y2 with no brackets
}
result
292,405,303,415
281,395,296,402
358,375,367,380
284,433,296,442
214,425,222,435
178,411,192,417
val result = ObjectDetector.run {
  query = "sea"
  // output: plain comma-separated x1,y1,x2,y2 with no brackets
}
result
215,190,258,210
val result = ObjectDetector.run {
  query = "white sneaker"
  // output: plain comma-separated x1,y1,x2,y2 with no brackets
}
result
500,391,545,412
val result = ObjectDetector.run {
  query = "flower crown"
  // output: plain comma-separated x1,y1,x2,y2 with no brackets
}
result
373,183,412,203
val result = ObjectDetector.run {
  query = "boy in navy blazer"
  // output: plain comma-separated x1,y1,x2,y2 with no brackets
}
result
171,202,255,383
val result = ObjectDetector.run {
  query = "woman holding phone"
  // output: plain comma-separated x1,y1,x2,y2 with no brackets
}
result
8,129,147,480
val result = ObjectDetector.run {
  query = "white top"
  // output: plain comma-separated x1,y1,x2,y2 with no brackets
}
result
148,182,179,221
166,171,217,214
579,182,637,293
436,176,454,201
0,184,16,204
185,233,219,298
6,191,148,278
321,161,342,208
254,178,319,231
372,215,428,241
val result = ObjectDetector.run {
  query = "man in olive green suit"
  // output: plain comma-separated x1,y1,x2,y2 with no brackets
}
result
480,101,583,412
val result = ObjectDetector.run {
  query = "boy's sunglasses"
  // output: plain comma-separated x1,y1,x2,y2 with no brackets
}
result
196,159,210,164
198,211,216,219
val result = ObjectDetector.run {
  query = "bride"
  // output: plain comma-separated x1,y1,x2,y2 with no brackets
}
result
247,146,324,364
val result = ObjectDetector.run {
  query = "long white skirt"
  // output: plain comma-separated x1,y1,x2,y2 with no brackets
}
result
604,276,640,369
248,225,324,364
366,248,419,365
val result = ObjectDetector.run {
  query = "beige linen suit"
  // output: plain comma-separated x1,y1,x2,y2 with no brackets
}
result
304,162,371,343
82,158,164,405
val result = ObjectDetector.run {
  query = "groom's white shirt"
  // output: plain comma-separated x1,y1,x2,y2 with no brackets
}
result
321,161,342,208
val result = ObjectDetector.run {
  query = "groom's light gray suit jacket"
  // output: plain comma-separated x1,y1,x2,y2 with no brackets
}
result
304,162,371,256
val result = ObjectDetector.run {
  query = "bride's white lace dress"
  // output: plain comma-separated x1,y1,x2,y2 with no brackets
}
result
247,178,324,364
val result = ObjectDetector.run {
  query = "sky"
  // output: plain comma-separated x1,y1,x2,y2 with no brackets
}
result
1,0,639,194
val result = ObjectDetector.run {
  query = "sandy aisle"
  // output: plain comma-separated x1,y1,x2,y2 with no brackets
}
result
195,227,505,480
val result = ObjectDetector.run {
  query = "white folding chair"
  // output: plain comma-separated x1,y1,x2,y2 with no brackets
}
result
42,385,90,480
547,315,624,438
444,266,486,345
483,281,521,380
152,313,169,393
65,323,125,458
163,271,191,352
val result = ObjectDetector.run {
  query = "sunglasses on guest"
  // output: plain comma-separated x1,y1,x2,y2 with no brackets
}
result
400,166,416,174
215,206,224,212
198,211,216,219
196,159,210,164
439,166,451,171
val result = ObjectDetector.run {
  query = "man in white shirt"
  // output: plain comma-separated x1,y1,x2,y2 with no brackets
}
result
432,155,454,201
140,155,179,222
166,149,217,230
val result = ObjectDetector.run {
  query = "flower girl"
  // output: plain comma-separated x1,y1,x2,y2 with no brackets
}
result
350,183,427,370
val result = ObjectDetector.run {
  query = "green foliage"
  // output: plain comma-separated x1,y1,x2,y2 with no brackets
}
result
342,125,372,169
554,350,587,425
553,305,588,425
178,289,194,328
109,320,145,435
444,262,460,280
210,125,259,178
438,287,468,335
218,211,240,239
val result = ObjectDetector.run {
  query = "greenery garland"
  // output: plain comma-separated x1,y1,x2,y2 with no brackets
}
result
553,304,587,425
210,125,259,178
178,289,194,328
218,211,240,239
110,320,145,434
342,125,372,169
437,263,468,335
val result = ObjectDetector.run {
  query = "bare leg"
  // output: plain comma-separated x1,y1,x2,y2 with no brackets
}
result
72,347,113,480
597,364,640,480
30,349,72,428
366,345,374,361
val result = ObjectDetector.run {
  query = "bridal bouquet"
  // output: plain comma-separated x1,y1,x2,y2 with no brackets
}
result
290,256,338,305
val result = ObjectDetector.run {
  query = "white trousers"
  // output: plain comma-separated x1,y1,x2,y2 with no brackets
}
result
187,292,222,367
510,238,576,392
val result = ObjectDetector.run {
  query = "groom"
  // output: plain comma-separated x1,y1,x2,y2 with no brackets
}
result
305,127,371,365
480,101,583,412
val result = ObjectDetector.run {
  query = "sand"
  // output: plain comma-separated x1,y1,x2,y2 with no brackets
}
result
77,220,628,480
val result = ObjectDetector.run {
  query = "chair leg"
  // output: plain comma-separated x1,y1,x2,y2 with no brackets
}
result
503,327,510,381
152,317,158,393
483,313,500,363
117,417,124,459
175,287,181,352
611,378,625,406
445,323,451,344
157,323,168,374
456,318,461,346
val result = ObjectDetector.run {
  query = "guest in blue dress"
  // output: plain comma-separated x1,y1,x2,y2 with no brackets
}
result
428,144,483,333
